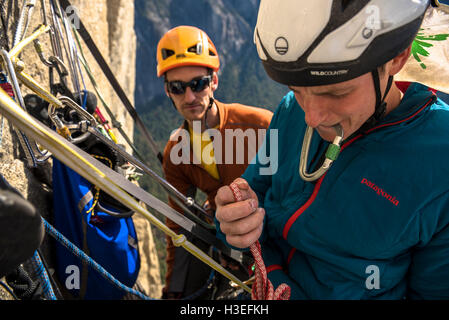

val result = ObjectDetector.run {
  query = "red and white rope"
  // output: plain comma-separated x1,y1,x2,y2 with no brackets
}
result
229,182,291,300
0,82,14,98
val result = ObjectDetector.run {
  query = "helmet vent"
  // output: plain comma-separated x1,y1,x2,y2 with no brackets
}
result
161,48,175,60
209,50,216,56
188,43,203,55
187,45,197,53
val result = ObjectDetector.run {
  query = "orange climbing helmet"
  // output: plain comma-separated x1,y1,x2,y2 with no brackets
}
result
156,25,220,77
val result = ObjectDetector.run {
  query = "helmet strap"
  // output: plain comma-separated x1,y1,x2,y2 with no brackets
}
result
359,69,394,133
203,69,215,130
204,96,215,130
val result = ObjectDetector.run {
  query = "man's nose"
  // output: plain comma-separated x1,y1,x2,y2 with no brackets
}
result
302,98,329,128
184,86,196,102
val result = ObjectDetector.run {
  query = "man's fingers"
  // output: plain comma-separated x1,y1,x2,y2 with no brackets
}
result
215,178,263,249
215,185,238,207
215,179,255,207
219,207,265,236
215,184,257,207
231,178,254,201
233,177,250,191
225,221,264,249
216,198,258,223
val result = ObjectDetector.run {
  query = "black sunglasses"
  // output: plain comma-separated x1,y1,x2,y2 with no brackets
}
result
166,75,212,95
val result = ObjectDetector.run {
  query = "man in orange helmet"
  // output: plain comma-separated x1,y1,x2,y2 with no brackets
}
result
156,25,273,299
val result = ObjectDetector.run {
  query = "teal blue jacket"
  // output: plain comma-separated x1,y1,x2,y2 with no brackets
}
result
221,82,449,299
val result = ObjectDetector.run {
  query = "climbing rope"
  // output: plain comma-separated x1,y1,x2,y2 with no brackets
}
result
41,216,154,300
30,251,57,300
229,182,291,300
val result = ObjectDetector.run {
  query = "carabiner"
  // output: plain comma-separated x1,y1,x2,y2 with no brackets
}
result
299,124,344,182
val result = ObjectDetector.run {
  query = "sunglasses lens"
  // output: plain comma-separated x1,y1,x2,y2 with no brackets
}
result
167,81,185,95
167,76,211,95
191,77,210,92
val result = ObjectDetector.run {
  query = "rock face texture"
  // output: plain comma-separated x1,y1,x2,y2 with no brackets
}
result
0,0,161,299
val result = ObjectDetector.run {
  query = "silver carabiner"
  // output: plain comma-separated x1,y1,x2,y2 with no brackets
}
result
299,124,344,182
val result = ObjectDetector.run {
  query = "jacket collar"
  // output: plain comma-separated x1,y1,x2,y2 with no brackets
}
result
381,82,436,125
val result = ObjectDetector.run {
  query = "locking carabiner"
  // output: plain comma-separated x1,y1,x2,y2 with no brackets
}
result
299,124,344,182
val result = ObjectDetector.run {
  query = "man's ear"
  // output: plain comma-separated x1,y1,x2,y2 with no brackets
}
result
389,45,412,76
211,72,219,92
164,83,170,97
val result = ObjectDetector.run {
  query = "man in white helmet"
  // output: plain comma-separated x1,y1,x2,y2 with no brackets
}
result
215,0,449,299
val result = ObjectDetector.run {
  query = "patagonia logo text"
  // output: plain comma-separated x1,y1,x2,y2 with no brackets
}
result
361,178,399,207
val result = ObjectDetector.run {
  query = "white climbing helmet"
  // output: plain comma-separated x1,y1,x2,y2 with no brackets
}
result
254,0,430,86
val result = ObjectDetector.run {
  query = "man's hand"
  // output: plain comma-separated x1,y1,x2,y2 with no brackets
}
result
215,178,265,249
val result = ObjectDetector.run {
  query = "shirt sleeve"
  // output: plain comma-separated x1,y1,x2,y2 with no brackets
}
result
261,238,308,299
215,95,289,248
242,95,287,208
407,192,449,299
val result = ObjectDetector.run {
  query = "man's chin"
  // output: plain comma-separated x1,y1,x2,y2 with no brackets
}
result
182,108,205,119
316,126,354,143
316,126,348,142
315,127,337,142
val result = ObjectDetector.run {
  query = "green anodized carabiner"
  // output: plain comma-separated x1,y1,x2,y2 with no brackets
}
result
299,124,344,182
